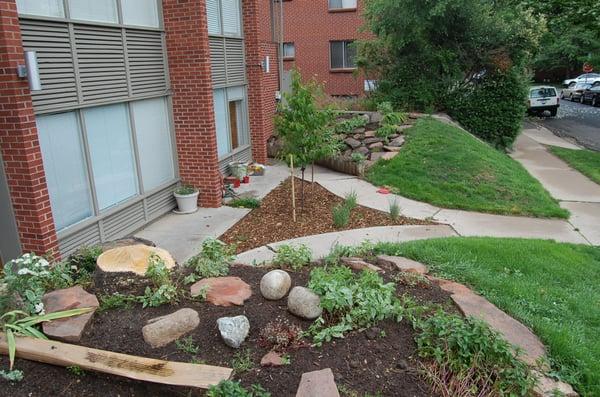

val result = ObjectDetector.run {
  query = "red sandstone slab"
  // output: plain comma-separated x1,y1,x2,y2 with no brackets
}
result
190,277,252,307
42,286,99,343
296,368,340,397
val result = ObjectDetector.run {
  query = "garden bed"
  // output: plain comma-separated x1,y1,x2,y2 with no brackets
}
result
0,264,452,397
220,177,433,253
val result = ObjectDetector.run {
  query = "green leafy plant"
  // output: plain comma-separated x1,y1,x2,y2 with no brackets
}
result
0,369,24,383
228,197,262,209
389,199,401,221
175,336,200,355
1,308,94,370
98,293,141,313
375,124,397,140
351,152,367,164
334,115,368,135
307,266,404,345
66,245,102,284
375,102,408,140
207,380,270,397
174,184,197,195
323,241,377,266
332,204,351,228
67,365,85,377
140,254,178,308
185,238,235,282
344,191,358,211
231,349,254,374
281,354,291,365
273,244,312,271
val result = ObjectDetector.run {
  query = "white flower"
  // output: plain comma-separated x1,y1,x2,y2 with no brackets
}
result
38,259,50,268
17,268,36,276
34,302,45,315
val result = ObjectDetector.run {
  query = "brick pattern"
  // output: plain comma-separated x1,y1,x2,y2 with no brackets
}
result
283,0,371,96
0,0,59,256
243,0,279,164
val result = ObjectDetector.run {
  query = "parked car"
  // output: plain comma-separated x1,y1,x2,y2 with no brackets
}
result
561,82,593,102
581,85,600,107
528,86,559,117
563,73,600,86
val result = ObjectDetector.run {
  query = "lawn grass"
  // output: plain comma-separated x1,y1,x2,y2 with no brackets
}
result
366,118,569,218
550,146,600,185
373,237,600,395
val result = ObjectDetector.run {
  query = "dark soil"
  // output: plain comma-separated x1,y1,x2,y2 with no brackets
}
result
1,265,454,397
220,177,434,253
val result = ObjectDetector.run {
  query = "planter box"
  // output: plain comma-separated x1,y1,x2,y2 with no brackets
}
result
317,156,365,177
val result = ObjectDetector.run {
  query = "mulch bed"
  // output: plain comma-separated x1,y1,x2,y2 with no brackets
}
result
221,177,434,253
1,265,453,397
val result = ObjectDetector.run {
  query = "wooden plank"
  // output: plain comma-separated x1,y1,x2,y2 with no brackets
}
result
0,334,232,389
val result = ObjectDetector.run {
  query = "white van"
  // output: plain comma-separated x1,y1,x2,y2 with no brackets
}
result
528,86,559,117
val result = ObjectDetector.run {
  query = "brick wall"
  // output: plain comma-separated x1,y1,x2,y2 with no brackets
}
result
0,0,59,256
162,0,222,208
244,0,279,164
283,0,371,97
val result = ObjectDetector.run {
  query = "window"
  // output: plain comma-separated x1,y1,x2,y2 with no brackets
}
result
68,0,118,24
330,41,356,69
83,103,138,211
37,112,93,231
329,0,357,10
121,0,160,28
213,86,249,158
16,0,65,17
131,98,175,191
283,43,295,59
206,0,242,37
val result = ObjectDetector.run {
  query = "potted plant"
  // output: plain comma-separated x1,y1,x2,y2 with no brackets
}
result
174,184,199,214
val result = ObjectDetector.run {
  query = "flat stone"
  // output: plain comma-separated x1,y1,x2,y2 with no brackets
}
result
354,146,370,156
389,136,406,147
383,145,402,152
261,351,285,367
368,142,384,149
353,127,366,134
395,124,412,132
96,244,175,275
142,308,200,348
260,269,292,300
344,137,361,149
408,112,423,119
533,371,578,397
42,286,99,343
190,276,252,307
363,137,383,145
364,130,376,137
296,368,340,397
217,315,250,348
288,286,322,320
376,255,428,274
340,257,382,273
436,279,546,365
370,152,398,161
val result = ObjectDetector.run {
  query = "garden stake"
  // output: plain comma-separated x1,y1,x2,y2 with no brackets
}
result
290,154,297,222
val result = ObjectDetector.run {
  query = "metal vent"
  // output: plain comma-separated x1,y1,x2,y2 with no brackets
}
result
209,37,227,86
146,183,177,220
126,30,168,96
225,38,245,84
102,202,146,241
58,223,101,257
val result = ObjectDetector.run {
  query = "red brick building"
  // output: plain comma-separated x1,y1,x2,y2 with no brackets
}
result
282,0,370,97
0,0,279,262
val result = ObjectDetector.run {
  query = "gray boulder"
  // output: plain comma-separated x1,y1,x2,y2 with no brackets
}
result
288,287,322,320
344,137,361,149
217,315,250,348
142,308,200,348
260,269,292,300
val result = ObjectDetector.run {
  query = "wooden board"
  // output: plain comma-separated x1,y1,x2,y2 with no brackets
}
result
0,333,232,389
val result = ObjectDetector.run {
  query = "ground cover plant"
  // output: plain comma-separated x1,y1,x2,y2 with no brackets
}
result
366,118,569,218
227,197,262,209
185,238,236,283
550,146,600,185
272,244,312,271
371,237,600,395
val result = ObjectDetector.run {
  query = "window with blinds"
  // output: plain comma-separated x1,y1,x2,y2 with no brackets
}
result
206,0,242,37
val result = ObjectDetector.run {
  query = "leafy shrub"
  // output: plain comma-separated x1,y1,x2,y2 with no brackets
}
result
376,124,397,139
322,241,377,266
258,319,305,351
446,70,528,149
207,380,270,397
1,254,54,315
185,238,235,282
334,115,368,135
273,244,312,271
332,204,351,228
343,191,358,211
174,184,197,195
377,101,408,126
307,266,404,345
389,199,401,221
351,152,367,164
415,311,535,396
66,245,101,283
140,254,178,308
228,197,261,209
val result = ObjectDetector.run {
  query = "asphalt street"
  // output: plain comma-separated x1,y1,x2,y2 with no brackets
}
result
529,98,600,151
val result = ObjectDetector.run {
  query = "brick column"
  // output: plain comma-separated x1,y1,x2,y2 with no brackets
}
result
162,0,222,208
243,0,279,164
0,0,59,256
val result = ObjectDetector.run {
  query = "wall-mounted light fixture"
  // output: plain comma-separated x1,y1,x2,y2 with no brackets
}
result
17,51,42,91
261,56,270,73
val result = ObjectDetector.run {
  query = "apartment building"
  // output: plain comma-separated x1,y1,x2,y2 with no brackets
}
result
282,0,369,97
0,0,279,262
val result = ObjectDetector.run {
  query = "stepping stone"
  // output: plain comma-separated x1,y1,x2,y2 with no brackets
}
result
261,351,285,367
376,255,428,274
296,368,340,397
533,370,578,397
190,277,252,307
436,279,546,366
340,257,382,273
96,244,175,276
42,286,99,343
142,308,200,348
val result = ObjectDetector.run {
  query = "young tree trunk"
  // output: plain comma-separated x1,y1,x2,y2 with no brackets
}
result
311,163,315,191
301,167,306,212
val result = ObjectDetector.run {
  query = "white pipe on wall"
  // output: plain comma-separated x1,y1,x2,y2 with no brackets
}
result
24,51,42,91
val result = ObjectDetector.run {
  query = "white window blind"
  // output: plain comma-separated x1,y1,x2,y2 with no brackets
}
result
221,0,241,36
329,0,357,9
213,89,230,157
68,0,118,23
121,0,159,28
283,43,295,58
131,98,175,191
37,112,93,230
16,0,65,17
83,103,138,210
206,0,221,35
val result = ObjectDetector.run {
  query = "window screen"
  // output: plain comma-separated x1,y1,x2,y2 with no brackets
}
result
121,0,160,27
329,0,357,9
68,0,118,23
206,0,221,35
16,0,65,17
283,43,295,58
330,41,356,69
214,89,230,158
222,0,241,36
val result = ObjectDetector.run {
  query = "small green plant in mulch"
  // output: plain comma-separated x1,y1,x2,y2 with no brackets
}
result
272,244,312,271
388,199,401,221
332,204,351,228
207,380,270,397
98,293,142,313
175,336,200,355
140,254,178,308
322,241,377,266
281,354,291,365
66,365,85,377
185,238,236,283
231,349,254,374
334,115,368,135
228,197,262,209
0,369,24,383
344,191,358,211
174,184,197,195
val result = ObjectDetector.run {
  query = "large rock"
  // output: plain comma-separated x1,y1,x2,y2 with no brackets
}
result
42,286,99,343
96,244,175,275
190,276,252,307
142,308,200,348
296,368,340,397
383,145,403,152
370,152,398,161
217,315,250,348
389,136,406,147
288,287,322,320
368,142,384,150
260,270,292,300
363,137,383,145
354,146,370,156
533,371,578,397
376,255,428,274
344,137,361,149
